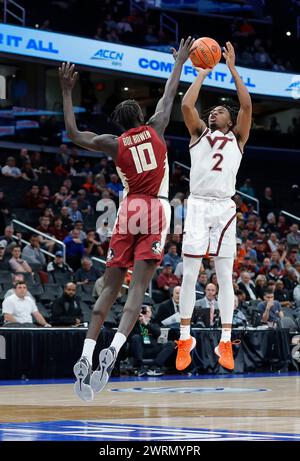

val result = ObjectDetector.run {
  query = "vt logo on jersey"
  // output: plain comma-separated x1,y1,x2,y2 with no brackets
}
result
152,241,162,255
206,136,233,150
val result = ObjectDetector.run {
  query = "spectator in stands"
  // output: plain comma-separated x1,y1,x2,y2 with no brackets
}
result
238,271,257,301
195,272,208,299
73,220,87,241
193,283,218,327
293,283,300,308
128,304,175,377
60,206,74,231
0,225,17,252
21,160,38,182
258,289,284,327
47,250,73,274
4,273,35,299
68,199,83,223
287,224,300,249
261,188,275,221
267,264,281,282
83,229,104,257
282,267,299,295
277,216,289,238
52,185,72,209
74,256,101,285
22,234,46,270
81,173,96,194
63,229,85,271
255,274,267,300
51,282,83,326
267,233,278,253
0,189,11,235
76,189,92,216
36,216,55,253
162,244,181,271
0,241,10,270
2,281,51,327
156,263,180,298
94,173,108,196
2,157,22,179
9,246,33,275
24,185,45,209
56,143,69,165
274,279,292,308
49,216,68,241
240,178,255,197
269,116,281,133
155,286,181,325
255,240,268,263
107,173,123,198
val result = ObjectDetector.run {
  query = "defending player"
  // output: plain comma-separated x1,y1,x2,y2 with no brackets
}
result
59,37,195,400
176,42,252,371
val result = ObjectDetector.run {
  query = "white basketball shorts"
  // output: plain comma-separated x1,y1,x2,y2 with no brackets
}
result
182,195,237,258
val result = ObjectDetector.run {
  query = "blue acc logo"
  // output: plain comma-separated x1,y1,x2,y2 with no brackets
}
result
286,78,300,99
91,49,123,66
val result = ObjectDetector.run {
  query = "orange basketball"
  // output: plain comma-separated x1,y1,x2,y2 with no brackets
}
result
189,37,222,69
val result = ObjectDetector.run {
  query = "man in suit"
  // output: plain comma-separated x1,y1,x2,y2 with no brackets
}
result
193,283,219,327
238,271,257,301
155,285,181,325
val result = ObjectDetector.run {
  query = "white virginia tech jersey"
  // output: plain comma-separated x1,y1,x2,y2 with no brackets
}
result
189,127,242,199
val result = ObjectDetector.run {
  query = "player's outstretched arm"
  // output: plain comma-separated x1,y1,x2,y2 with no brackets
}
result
181,67,211,138
148,37,195,137
59,63,117,159
223,42,252,147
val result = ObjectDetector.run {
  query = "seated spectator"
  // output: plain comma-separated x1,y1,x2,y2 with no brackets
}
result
0,241,10,270
47,251,73,274
267,233,278,253
240,178,255,197
24,185,45,209
0,225,19,252
238,271,256,301
232,294,248,327
2,156,22,178
63,229,85,271
21,160,38,181
94,173,108,196
36,216,55,254
195,272,208,299
68,199,83,223
9,246,33,275
51,282,83,326
81,173,97,194
2,281,51,326
282,267,298,295
73,220,87,241
274,279,292,308
22,234,46,270
128,305,175,377
162,244,181,271
257,289,284,327
60,206,74,231
107,173,123,198
77,189,92,215
52,185,72,209
49,217,68,241
74,257,101,285
193,283,218,327
287,224,300,249
156,263,181,298
83,229,104,257
255,274,267,300
4,274,35,299
155,286,181,326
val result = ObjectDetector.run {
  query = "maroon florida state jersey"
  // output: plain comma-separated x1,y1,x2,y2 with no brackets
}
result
116,125,169,198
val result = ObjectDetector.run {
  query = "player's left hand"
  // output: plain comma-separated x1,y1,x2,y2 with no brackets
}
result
223,41,236,69
171,36,195,63
59,62,78,92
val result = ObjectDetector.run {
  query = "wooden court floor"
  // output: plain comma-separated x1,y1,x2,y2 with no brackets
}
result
1,375,300,435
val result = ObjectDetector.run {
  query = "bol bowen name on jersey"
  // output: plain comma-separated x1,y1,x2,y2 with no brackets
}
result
116,125,169,198
189,127,242,199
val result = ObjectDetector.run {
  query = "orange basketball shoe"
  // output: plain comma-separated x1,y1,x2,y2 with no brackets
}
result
175,336,196,371
214,340,240,370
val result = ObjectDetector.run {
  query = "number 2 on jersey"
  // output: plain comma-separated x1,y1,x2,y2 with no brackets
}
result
129,142,157,174
211,152,224,171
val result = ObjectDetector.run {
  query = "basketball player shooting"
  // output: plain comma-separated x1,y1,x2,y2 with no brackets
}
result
176,41,252,372
59,37,195,400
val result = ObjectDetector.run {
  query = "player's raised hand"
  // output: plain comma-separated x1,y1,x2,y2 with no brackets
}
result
193,66,213,78
171,36,195,63
223,41,236,69
59,62,78,92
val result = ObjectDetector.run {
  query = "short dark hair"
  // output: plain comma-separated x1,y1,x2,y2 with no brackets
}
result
264,288,274,297
111,99,144,130
15,281,27,288
203,105,239,127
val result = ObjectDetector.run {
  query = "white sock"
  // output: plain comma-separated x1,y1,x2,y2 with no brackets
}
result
180,324,191,340
82,339,96,366
111,332,127,354
220,328,232,343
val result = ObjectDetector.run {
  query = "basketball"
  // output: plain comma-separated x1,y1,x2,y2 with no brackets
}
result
189,37,222,69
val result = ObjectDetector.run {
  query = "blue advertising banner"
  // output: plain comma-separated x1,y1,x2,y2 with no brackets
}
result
0,24,300,99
